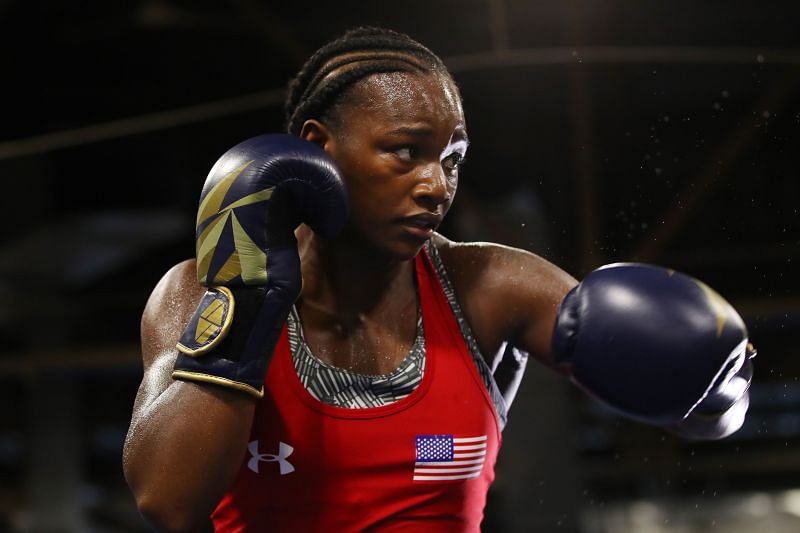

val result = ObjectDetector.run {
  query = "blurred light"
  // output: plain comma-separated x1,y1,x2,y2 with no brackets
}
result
741,493,772,517
778,490,800,517
629,501,664,528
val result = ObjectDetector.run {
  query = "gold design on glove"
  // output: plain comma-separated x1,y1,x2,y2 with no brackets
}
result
197,212,231,283
171,370,264,398
197,160,253,226
231,212,268,284
694,280,730,338
176,287,235,356
196,297,226,344
195,158,275,285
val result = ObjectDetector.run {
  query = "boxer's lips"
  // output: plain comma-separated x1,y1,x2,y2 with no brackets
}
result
397,213,442,239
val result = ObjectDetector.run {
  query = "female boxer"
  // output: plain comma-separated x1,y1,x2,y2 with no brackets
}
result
123,27,752,532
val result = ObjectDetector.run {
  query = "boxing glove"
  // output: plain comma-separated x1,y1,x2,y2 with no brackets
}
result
552,263,754,437
666,343,754,439
172,134,348,397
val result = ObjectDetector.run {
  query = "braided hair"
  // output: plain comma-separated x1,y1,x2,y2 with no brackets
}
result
284,26,457,135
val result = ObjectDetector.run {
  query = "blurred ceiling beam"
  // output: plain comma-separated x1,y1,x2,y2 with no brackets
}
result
445,46,800,72
632,73,800,263
3,46,799,161
0,88,284,160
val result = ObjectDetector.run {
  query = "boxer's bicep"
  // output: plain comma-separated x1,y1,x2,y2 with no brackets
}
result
439,239,577,370
131,260,203,421
125,260,257,528
495,249,577,370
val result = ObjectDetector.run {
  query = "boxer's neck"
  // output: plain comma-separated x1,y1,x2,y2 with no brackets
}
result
296,226,417,321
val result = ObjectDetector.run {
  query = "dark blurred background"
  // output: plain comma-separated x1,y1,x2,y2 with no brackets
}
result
1,1,798,531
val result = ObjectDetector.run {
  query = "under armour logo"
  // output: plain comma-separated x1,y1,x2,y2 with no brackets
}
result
247,440,295,475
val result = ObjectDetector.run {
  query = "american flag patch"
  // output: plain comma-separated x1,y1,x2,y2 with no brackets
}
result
413,434,487,481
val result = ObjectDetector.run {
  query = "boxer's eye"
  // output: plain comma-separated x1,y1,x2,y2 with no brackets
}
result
394,146,417,161
442,152,465,173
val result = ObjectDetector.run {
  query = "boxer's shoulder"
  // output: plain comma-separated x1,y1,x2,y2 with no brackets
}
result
141,259,205,365
430,233,574,299
430,234,577,356
143,260,204,320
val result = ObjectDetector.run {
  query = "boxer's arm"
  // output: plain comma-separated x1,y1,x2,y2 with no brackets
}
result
124,134,347,530
123,260,256,532
432,237,576,413
549,262,752,437
432,236,576,370
436,237,751,439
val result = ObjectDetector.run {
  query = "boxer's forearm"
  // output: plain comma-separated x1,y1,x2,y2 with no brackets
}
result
124,379,255,532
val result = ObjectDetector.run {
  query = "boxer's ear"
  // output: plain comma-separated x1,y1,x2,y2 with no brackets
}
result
300,119,333,150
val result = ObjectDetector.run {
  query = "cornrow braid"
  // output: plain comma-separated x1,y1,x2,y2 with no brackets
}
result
285,26,453,135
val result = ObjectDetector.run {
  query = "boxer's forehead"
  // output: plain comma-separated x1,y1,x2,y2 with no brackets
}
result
344,71,466,138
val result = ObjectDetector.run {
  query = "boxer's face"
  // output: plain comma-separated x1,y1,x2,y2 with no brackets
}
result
322,71,468,259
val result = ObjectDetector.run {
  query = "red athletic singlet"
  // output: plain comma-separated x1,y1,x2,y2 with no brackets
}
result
212,249,502,531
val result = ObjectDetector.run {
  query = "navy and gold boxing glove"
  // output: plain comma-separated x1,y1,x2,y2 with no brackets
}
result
552,263,754,439
172,134,348,397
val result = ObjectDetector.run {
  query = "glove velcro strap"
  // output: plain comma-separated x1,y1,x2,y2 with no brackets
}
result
172,285,282,399
177,287,235,356
171,369,264,398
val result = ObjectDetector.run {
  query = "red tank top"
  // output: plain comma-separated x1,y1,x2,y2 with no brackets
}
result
212,249,502,531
